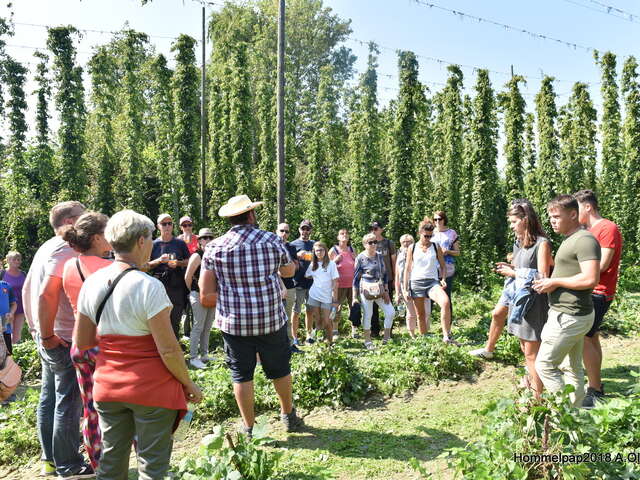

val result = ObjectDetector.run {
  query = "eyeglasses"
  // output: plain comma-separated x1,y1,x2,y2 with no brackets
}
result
181,223,193,227
300,226,311,231
279,229,290,233
200,236,214,240
160,222,173,226
434,217,443,222
367,240,378,245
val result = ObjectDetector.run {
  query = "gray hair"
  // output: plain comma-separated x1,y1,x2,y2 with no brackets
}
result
362,232,376,246
105,210,155,253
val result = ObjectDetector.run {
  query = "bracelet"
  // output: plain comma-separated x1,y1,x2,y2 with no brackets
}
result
42,334,55,341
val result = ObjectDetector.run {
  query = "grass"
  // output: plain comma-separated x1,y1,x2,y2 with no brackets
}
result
2,289,638,480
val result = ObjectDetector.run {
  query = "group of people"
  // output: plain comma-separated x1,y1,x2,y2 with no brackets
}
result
469,190,622,409
0,185,623,479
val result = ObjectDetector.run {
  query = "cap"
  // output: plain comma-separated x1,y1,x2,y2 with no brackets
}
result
369,221,383,230
157,213,172,224
299,219,313,229
218,195,264,218
179,216,193,226
198,228,214,237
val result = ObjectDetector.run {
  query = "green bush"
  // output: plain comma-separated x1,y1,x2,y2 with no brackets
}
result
603,291,640,336
439,387,640,480
173,420,282,480
291,344,369,408
619,264,640,292
12,340,41,382
191,365,238,424
0,389,40,466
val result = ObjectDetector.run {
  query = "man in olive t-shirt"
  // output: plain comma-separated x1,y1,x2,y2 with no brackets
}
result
533,195,601,406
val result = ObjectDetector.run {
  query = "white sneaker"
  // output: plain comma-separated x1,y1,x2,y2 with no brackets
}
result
200,355,214,363
469,348,494,359
190,358,206,369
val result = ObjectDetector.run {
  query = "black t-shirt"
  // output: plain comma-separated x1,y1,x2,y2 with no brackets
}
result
151,237,190,290
290,238,315,289
282,242,298,289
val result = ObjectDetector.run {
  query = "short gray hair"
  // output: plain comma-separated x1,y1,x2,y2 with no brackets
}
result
105,210,155,253
362,232,376,246
49,201,86,230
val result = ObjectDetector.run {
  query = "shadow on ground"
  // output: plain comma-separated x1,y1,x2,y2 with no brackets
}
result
278,424,464,463
601,364,638,396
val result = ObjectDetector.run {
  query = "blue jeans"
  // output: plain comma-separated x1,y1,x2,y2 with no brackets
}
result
37,339,84,475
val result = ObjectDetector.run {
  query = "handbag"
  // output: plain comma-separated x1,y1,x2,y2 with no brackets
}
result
360,254,384,300
0,333,21,402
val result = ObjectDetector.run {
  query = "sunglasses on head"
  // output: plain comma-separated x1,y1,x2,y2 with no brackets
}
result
367,240,378,245
160,222,173,226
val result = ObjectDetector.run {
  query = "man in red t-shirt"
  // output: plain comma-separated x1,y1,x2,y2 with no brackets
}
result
575,189,623,408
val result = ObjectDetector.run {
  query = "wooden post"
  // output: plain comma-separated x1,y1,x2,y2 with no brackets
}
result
200,5,207,221
276,0,286,222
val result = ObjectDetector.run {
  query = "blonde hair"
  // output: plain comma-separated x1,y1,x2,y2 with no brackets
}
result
105,210,155,253
311,241,330,271
4,251,21,268
362,232,376,246
399,234,414,244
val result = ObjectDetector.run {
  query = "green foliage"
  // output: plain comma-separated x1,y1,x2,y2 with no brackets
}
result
12,340,41,382
173,420,282,480
47,26,87,203
596,51,624,224
602,291,640,336
388,51,422,240
621,56,640,259
533,77,559,225
171,34,201,220
467,70,501,289
499,75,527,201
0,389,40,466
442,388,640,480
291,343,369,408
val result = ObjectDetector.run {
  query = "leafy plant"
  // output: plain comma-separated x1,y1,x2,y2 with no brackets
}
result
0,389,40,466
173,419,282,480
12,340,41,382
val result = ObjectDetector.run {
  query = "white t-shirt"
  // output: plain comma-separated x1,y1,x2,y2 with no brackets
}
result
77,267,173,336
23,236,78,341
305,261,339,304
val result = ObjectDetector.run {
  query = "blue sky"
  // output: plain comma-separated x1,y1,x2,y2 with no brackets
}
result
4,0,640,127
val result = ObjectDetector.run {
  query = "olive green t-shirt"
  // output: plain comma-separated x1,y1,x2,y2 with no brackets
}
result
550,229,601,316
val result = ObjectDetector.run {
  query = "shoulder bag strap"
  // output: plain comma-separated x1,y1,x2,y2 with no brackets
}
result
95,267,137,326
75,257,86,283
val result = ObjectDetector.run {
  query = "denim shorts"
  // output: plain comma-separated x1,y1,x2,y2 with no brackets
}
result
307,296,332,311
409,278,440,298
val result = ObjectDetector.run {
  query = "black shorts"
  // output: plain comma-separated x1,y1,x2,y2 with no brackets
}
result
586,294,612,337
222,324,291,383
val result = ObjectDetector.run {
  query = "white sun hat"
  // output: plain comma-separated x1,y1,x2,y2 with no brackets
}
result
218,195,264,218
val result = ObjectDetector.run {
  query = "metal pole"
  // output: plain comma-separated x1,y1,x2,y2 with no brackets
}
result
276,0,286,223
200,5,207,221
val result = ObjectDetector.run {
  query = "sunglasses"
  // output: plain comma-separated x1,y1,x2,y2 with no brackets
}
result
367,240,378,245
434,217,443,222
200,236,214,240
160,222,173,226
181,223,193,227
279,229,290,233
300,226,311,231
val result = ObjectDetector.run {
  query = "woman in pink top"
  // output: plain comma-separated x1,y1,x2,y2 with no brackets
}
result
2,251,26,343
61,212,112,470
177,215,199,255
328,228,357,338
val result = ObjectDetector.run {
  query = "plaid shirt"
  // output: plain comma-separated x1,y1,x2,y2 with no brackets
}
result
202,224,291,336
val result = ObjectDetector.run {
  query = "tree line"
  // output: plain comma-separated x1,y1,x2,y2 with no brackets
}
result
0,0,638,288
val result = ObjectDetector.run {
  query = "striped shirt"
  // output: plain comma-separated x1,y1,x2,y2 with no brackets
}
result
202,224,291,336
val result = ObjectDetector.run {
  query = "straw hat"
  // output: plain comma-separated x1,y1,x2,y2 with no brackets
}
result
218,195,264,218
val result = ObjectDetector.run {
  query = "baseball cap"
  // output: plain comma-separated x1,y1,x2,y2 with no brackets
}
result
179,216,193,226
157,213,172,224
369,221,383,231
198,228,214,237
299,219,313,229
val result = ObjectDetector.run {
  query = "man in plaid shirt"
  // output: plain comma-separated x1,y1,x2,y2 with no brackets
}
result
200,195,303,435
